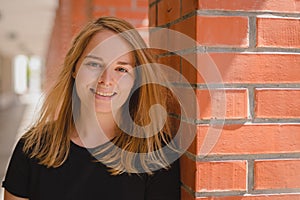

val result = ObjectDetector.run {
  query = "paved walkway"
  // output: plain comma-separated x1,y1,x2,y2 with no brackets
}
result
0,92,41,199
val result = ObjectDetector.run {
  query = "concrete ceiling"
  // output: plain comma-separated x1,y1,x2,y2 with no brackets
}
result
0,0,58,58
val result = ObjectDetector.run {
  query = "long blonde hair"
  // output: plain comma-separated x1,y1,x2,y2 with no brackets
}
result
23,16,176,174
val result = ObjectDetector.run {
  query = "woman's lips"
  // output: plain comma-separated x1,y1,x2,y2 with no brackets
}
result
90,88,117,100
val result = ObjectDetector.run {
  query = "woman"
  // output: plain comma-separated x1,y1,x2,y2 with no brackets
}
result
2,17,180,200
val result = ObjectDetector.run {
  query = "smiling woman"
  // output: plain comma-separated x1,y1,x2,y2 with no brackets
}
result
2,17,180,200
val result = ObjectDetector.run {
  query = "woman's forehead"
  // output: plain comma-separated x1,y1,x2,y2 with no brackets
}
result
84,30,134,62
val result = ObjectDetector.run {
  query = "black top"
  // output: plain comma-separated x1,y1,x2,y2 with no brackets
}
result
2,139,180,200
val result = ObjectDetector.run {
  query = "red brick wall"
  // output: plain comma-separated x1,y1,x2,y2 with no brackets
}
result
45,0,148,90
149,0,300,199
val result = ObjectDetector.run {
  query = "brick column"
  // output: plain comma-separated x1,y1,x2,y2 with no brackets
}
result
149,0,300,199
45,0,73,90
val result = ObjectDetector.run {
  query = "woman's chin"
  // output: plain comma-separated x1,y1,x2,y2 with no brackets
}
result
94,107,112,114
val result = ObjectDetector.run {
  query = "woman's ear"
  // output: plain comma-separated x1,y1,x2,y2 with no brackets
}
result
72,71,76,79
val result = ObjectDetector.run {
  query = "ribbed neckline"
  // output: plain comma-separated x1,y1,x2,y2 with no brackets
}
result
70,139,113,152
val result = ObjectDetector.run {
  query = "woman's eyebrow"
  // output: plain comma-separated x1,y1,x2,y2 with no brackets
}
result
84,55,103,61
116,61,132,66
85,55,133,66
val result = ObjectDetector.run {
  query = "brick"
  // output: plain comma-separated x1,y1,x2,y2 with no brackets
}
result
169,16,197,50
157,55,181,81
196,160,247,192
181,155,196,191
257,17,300,48
181,156,247,192
157,0,180,26
93,0,132,8
197,16,249,47
201,53,300,84
181,53,197,83
148,28,169,54
171,16,197,43
255,159,300,189
189,124,300,156
182,0,198,16
198,0,300,13
148,3,157,27
255,89,300,118
181,187,195,200
197,89,248,119
173,120,197,154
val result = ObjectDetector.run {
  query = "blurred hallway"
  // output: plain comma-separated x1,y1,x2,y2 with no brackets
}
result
0,92,41,198
0,2,57,197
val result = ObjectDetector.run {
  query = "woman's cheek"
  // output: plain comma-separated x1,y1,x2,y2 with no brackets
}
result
75,69,96,106
115,76,135,106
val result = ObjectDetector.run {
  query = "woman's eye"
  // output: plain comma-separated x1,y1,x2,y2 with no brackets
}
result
116,67,128,73
85,62,102,68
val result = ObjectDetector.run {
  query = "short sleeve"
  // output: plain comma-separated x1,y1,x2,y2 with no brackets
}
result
145,159,181,200
2,139,30,198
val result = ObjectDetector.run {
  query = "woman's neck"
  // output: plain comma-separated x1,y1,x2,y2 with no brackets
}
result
96,112,118,139
71,109,118,148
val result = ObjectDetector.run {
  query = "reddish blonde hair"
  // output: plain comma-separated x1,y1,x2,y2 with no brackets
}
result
23,16,175,174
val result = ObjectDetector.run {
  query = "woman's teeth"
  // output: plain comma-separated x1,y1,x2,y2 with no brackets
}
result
96,91,114,97
90,88,115,97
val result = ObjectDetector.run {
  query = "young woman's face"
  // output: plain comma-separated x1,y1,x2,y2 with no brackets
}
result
74,30,135,114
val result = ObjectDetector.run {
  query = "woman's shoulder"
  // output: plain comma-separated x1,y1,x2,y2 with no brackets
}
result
14,123,53,159
11,138,30,159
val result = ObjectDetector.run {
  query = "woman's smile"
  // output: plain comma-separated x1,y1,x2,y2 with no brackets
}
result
90,88,117,100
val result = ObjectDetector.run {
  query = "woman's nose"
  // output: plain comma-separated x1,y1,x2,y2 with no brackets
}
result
98,69,113,87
